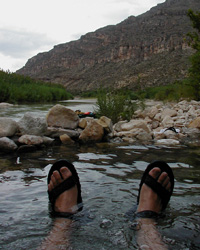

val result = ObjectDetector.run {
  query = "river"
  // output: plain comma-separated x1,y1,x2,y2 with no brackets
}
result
0,99,199,249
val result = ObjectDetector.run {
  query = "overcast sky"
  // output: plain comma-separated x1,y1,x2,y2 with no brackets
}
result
0,0,165,72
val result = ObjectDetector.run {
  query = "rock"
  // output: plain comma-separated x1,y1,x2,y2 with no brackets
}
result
161,108,177,119
152,120,159,129
0,102,14,108
182,127,200,138
45,127,80,138
46,104,79,129
155,139,180,145
79,118,87,129
0,137,18,151
113,121,128,132
161,115,174,127
136,131,152,141
18,135,44,145
153,131,166,140
60,134,75,144
115,128,142,138
122,137,136,143
79,120,104,143
154,113,162,122
188,117,200,129
97,116,113,133
18,113,47,136
148,106,159,119
0,118,18,137
42,136,55,145
117,119,150,133
164,130,179,140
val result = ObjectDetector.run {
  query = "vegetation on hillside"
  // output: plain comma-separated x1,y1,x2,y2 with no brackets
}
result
0,70,73,103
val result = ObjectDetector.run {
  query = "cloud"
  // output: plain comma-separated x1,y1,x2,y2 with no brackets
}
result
0,28,56,58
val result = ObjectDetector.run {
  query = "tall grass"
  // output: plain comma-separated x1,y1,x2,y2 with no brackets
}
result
0,70,73,103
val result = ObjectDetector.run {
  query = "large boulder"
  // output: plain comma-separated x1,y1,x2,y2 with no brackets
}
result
18,113,47,136
79,120,104,143
0,118,18,137
0,137,18,151
46,104,79,129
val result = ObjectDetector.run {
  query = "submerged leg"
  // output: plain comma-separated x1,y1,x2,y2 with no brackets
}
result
40,164,81,249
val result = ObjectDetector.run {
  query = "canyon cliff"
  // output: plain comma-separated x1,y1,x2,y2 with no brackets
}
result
17,0,200,93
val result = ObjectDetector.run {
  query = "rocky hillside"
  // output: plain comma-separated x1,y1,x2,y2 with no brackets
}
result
17,0,200,93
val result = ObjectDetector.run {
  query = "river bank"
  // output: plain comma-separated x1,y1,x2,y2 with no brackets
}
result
0,99,200,154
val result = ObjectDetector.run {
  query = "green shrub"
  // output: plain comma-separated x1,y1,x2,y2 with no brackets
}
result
95,88,138,123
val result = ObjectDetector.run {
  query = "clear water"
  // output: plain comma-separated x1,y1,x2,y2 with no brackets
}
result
0,101,199,250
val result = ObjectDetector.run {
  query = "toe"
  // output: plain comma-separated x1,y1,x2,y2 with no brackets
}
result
162,175,170,188
149,167,161,179
165,180,171,192
157,172,171,190
51,170,63,186
60,167,72,180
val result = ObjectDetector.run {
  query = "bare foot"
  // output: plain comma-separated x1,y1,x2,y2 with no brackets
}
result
48,167,78,214
137,167,171,214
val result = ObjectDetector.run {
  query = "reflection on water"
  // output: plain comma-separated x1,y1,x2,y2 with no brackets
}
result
0,143,199,249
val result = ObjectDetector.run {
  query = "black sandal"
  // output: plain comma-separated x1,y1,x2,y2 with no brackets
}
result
137,160,174,217
47,159,83,217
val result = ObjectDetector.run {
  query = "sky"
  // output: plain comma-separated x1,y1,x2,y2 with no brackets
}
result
0,0,165,72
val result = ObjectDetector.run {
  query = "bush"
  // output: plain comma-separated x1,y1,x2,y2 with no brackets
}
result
95,88,138,123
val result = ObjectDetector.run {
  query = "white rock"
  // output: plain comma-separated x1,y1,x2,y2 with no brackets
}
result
155,139,180,145
0,118,18,137
46,104,79,129
113,121,128,132
161,108,177,119
148,106,159,119
0,102,14,108
161,115,174,127
119,119,150,133
18,135,44,145
154,113,162,122
18,113,47,136
97,116,113,133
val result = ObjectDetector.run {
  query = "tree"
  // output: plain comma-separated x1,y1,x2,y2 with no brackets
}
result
187,9,200,100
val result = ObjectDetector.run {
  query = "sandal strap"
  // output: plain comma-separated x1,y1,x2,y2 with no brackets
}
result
48,175,76,204
144,174,171,208
136,210,159,218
